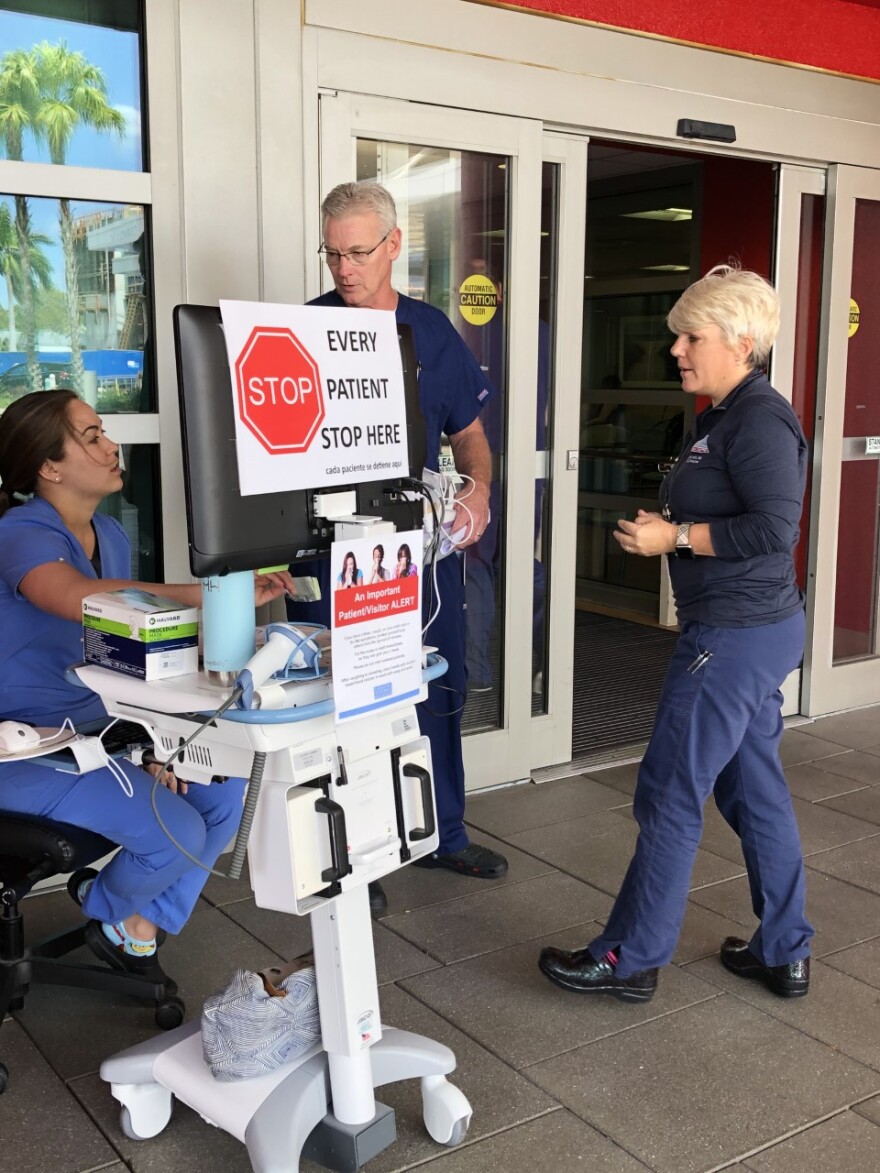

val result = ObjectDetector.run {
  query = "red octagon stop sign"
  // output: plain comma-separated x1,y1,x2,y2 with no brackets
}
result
234,326,325,454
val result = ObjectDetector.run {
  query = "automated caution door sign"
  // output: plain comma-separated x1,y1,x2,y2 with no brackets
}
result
220,299,409,496
849,297,860,338
458,275,497,325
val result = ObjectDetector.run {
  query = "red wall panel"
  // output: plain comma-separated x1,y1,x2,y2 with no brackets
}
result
472,1,880,80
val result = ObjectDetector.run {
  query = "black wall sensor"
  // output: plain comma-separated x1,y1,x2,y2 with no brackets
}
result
676,119,737,144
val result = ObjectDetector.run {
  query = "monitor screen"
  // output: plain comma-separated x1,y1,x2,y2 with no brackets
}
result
173,304,426,577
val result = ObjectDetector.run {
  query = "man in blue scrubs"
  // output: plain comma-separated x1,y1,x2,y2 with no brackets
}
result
293,181,508,913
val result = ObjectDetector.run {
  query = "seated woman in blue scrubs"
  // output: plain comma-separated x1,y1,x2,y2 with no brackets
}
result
0,390,291,984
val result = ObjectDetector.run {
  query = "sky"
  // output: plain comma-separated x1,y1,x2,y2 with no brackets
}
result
0,8,143,171
0,8,143,307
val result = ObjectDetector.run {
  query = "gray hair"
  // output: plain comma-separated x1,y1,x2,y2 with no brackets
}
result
667,264,780,368
321,182,397,235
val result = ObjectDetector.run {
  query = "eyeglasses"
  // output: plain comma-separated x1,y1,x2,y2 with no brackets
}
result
318,230,391,267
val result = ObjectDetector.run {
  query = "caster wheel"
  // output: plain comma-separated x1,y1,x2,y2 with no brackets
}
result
67,867,99,906
421,1076,472,1147
444,1117,469,1148
114,1084,173,1139
155,995,185,1029
0,1062,8,1095
120,1106,145,1140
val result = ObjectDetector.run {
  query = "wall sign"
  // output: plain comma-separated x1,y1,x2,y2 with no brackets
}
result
458,275,498,325
330,530,423,722
849,297,860,338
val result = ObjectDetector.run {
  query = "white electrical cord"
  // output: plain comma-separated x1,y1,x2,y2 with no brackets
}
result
443,472,478,550
32,716,77,747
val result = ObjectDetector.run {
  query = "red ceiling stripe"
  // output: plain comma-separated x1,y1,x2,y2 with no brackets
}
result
466,1,880,81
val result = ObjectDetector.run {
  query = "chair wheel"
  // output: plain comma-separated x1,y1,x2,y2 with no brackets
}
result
0,1062,8,1095
155,995,185,1030
67,867,99,907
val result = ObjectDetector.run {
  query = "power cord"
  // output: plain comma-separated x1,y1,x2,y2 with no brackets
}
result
145,685,262,880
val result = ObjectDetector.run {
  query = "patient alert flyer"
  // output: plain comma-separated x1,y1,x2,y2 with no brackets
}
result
219,299,409,497
330,531,422,722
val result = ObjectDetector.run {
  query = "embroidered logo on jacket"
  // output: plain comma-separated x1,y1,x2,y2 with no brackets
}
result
687,434,709,463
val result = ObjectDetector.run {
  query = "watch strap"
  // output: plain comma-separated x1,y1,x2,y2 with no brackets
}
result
674,522,694,558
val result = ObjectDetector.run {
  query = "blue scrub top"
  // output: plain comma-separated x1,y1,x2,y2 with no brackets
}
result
0,496,130,726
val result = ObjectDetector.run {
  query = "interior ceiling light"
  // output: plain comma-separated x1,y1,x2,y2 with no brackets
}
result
642,264,690,272
622,207,693,222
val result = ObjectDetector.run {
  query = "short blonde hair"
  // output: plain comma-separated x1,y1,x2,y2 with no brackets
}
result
667,264,780,368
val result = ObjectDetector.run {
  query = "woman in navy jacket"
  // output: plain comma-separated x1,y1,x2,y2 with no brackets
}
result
540,266,813,1003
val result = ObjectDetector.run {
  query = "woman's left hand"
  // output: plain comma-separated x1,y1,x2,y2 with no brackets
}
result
145,758,188,795
614,509,676,557
253,568,297,606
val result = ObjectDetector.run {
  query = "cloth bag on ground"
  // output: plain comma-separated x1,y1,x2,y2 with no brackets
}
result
201,954,321,1081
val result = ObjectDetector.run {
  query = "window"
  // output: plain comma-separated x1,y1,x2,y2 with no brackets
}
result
0,1,159,578
0,1,144,172
0,195,151,411
354,138,511,730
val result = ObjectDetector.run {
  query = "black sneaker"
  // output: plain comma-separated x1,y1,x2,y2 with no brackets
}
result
538,945,657,1003
84,920,176,992
413,842,508,878
69,873,167,945
720,936,810,998
67,867,99,907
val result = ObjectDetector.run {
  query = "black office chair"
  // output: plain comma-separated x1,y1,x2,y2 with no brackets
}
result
0,812,184,1094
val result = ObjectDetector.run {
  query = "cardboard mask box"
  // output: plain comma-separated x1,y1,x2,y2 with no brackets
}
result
82,589,199,680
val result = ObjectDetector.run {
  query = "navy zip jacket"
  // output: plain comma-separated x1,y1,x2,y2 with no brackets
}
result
659,370,807,627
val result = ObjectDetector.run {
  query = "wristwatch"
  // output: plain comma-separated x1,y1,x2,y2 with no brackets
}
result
674,523,694,559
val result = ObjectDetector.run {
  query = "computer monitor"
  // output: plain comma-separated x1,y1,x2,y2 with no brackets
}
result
173,304,426,577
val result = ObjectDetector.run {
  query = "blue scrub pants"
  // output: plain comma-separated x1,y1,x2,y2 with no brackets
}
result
422,552,469,853
589,610,813,977
0,758,246,935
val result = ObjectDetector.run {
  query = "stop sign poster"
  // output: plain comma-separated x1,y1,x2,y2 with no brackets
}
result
219,299,409,496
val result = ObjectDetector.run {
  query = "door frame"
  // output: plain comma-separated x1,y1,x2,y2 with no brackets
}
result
317,93,587,788
802,165,880,715
772,164,826,716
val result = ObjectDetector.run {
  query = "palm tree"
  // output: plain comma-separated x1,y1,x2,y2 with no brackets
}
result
0,201,53,352
0,203,17,349
0,48,41,392
32,41,125,394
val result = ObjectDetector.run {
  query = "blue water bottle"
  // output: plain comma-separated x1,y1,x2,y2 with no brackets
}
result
201,571,255,684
